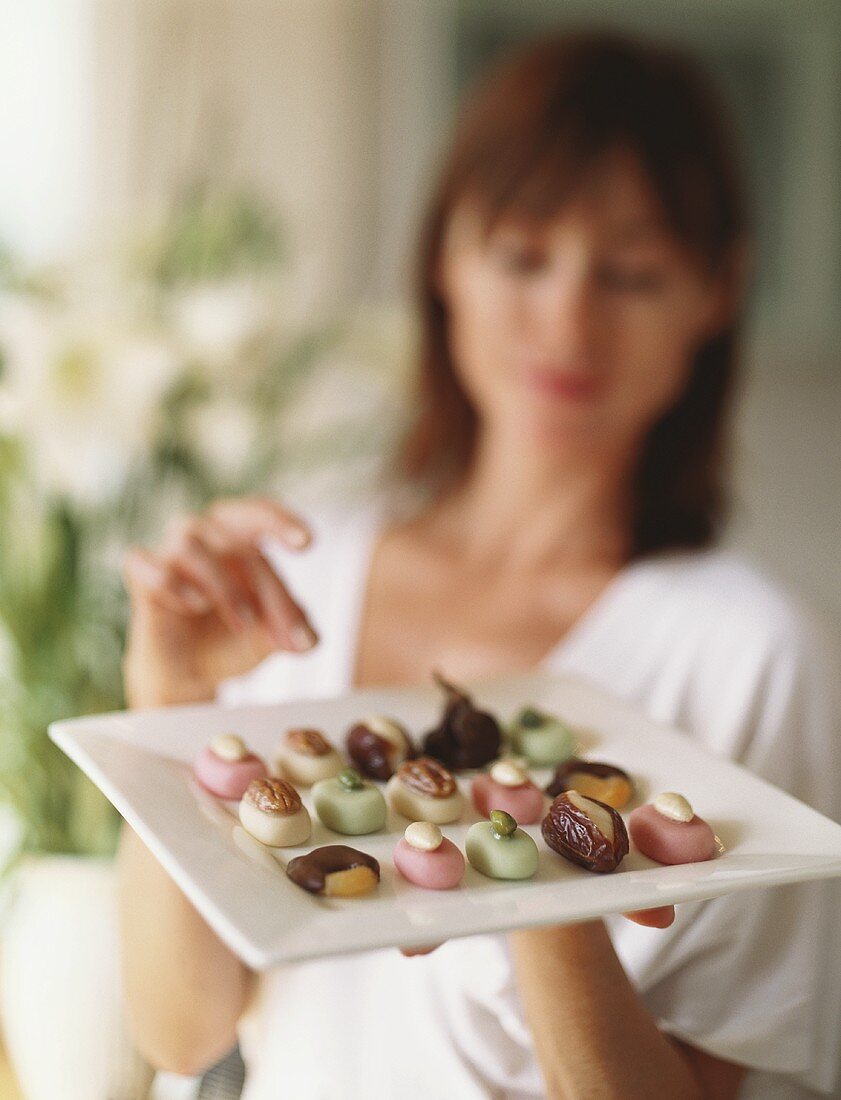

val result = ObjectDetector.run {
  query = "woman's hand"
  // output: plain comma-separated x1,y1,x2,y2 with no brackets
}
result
622,905,675,928
399,906,675,957
122,495,319,707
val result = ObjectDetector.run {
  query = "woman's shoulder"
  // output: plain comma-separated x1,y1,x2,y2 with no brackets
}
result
639,544,835,663
632,545,839,806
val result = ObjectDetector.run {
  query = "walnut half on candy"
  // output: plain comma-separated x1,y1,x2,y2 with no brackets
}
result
238,778,312,848
274,727,344,787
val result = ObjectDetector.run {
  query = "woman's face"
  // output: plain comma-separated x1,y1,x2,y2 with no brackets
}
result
438,150,731,460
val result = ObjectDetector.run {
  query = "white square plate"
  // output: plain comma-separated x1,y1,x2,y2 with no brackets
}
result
49,671,841,970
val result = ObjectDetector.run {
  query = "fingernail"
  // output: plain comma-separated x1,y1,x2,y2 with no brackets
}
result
289,622,318,651
286,525,311,549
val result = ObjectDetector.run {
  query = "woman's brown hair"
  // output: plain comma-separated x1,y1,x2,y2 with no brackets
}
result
398,31,747,557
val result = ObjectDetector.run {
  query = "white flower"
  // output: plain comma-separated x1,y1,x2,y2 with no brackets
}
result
183,397,262,483
170,278,272,371
0,291,181,505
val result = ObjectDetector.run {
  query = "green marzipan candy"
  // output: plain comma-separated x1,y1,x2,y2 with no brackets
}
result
466,820,539,880
312,775,387,835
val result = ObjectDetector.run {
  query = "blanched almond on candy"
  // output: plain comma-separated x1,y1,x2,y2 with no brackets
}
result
653,792,694,822
489,760,528,787
404,821,444,851
211,733,249,761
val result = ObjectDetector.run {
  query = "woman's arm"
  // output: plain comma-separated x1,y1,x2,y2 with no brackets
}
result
117,821,255,1076
117,497,316,1073
509,921,745,1100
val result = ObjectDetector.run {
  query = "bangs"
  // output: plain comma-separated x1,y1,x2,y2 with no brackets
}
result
451,33,741,269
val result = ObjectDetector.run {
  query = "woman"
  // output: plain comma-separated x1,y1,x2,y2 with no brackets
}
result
117,33,841,1099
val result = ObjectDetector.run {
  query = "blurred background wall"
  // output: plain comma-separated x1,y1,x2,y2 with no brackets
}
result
3,0,837,625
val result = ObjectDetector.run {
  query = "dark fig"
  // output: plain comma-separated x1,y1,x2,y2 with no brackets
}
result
421,670,502,770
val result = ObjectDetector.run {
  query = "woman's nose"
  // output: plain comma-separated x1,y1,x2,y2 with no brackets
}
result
532,270,598,359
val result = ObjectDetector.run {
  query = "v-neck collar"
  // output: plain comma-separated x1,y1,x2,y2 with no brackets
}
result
336,492,661,693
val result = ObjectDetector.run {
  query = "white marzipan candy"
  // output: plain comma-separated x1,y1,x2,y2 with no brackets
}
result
239,800,312,847
211,733,248,761
386,775,464,825
405,821,443,851
490,760,528,787
653,792,694,823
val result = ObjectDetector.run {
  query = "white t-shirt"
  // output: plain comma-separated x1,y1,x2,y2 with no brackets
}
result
217,494,841,1100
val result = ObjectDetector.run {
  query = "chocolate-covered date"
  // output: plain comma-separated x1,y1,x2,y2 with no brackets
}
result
545,758,633,809
346,716,412,780
421,671,501,770
286,844,380,897
541,791,629,873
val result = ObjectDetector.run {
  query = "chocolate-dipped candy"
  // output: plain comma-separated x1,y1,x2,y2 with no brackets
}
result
393,821,465,890
312,768,388,835
465,810,539,881
345,715,413,780
238,777,312,847
286,844,380,897
545,758,633,810
507,706,576,767
629,793,716,865
471,760,545,824
386,757,465,824
274,727,344,787
421,671,501,770
194,733,268,800
541,790,629,873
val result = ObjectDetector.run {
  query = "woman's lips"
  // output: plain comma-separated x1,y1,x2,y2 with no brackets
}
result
519,366,603,402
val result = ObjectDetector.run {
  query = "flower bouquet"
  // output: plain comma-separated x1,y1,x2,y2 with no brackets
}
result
0,186,410,873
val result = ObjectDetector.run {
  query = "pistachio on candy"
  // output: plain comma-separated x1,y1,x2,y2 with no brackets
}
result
346,715,413,780
545,758,634,810
541,790,629,873
465,810,539,880
422,671,501,770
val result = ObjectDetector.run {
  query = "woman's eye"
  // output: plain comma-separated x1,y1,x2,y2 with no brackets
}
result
598,264,666,292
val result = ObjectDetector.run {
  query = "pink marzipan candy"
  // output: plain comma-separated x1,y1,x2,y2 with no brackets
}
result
471,773,545,824
193,745,268,800
628,803,716,865
393,836,465,890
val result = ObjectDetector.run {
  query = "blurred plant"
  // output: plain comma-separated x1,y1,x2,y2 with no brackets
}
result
0,187,411,874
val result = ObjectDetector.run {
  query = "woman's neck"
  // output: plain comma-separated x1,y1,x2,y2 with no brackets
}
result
423,423,634,573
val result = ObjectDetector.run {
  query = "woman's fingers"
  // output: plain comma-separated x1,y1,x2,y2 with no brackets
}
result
122,546,212,616
399,943,443,957
124,507,318,654
241,549,318,652
207,495,312,550
160,518,257,633
621,906,675,928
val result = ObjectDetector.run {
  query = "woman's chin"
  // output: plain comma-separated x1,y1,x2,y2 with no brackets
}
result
516,405,613,454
